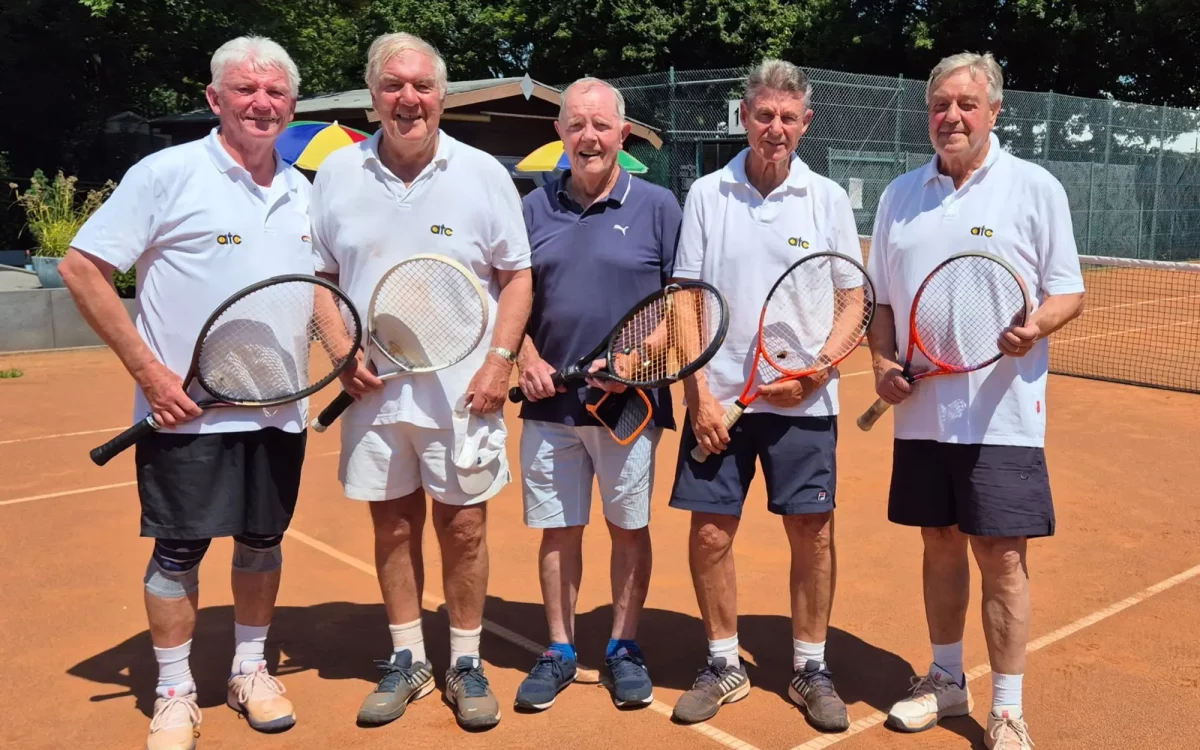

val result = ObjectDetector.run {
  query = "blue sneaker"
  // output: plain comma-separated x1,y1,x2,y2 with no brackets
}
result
514,650,577,710
606,645,654,707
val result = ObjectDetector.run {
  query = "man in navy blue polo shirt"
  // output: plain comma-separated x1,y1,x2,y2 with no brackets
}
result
512,76,682,712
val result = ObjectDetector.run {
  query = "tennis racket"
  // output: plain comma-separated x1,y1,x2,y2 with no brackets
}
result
690,252,875,462
312,254,489,432
508,281,729,402
90,274,362,466
856,251,1033,432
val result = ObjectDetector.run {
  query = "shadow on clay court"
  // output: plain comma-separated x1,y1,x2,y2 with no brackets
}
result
66,599,983,745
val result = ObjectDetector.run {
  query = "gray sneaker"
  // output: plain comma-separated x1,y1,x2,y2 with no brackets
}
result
671,656,750,724
444,656,501,730
356,650,434,726
788,659,849,732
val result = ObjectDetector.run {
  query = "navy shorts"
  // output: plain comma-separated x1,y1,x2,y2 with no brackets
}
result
135,427,307,539
887,439,1055,538
669,412,837,517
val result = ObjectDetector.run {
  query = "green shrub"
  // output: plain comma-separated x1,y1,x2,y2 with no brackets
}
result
9,170,115,258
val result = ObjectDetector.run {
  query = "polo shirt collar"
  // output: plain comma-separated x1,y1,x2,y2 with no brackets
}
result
554,167,632,209
361,128,453,174
720,147,811,193
922,131,1004,186
203,127,297,194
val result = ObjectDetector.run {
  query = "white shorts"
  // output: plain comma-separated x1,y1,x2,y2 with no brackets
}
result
519,420,661,530
339,420,510,505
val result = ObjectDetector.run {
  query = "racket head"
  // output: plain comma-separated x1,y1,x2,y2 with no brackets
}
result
908,251,1032,379
364,254,489,375
603,281,730,387
757,252,876,379
193,274,362,406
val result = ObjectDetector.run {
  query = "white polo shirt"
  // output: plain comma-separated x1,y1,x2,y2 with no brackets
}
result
674,148,865,418
71,128,316,434
868,132,1086,447
310,130,531,430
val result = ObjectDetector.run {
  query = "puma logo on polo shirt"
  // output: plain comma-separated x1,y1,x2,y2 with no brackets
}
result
613,224,629,235
216,233,242,245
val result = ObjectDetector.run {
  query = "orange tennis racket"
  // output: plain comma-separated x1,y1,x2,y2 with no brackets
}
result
691,252,875,462
856,251,1033,431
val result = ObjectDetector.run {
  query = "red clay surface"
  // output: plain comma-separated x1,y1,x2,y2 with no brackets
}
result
2,345,1198,750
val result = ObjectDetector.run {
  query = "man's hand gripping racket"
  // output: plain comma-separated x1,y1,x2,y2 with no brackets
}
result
509,281,730,403
690,252,876,462
90,275,362,466
312,254,490,432
856,251,1033,431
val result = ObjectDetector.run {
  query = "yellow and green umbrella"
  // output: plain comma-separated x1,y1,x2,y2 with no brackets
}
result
515,140,648,174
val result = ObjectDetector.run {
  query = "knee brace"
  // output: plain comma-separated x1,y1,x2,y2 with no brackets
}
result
144,538,210,598
232,533,284,574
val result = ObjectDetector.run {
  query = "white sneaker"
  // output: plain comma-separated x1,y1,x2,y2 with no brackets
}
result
146,685,201,750
986,710,1035,749
885,670,972,732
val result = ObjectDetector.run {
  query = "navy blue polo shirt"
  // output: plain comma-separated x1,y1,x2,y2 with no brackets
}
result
519,168,683,429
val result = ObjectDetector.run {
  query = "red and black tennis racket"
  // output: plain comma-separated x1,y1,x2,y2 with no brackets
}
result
691,251,875,462
856,251,1033,431
90,275,362,466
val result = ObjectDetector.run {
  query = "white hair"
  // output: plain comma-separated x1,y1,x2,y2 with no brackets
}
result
558,77,626,122
926,52,1004,105
365,32,449,96
744,59,813,106
210,36,300,97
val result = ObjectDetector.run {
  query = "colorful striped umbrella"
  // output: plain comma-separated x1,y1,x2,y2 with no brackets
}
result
515,140,649,174
277,120,372,171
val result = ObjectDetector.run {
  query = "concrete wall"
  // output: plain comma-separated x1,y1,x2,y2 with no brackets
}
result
0,289,136,352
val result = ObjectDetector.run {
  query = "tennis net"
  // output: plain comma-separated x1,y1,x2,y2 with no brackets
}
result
1048,255,1200,394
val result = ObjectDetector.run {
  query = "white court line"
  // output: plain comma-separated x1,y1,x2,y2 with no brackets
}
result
0,426,122,447
1050,316,1200,347
283,527,762,750
788,560,1200,750
0,481,136,507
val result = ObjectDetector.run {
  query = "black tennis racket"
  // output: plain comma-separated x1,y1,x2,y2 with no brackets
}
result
508,281,729,402
90,275,362,466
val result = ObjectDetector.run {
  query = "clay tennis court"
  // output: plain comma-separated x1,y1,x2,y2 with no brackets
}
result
3,334,1199,750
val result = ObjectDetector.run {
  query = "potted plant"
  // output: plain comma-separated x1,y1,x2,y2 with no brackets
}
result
9,170,115,289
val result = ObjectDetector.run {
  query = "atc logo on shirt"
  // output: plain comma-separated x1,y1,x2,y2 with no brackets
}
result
430,224,454,237
788,237,811,249
971,225,995,238
216,232,243,246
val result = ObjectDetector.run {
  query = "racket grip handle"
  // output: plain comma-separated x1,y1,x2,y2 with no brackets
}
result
856,397,892,431
689,402,746,463
90,415,158,466
313,391,355,433
507,386,527,403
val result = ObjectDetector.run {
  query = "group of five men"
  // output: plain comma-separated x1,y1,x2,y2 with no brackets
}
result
62,29,1083,750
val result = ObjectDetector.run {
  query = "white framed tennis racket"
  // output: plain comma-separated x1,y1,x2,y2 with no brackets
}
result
312,254,489,432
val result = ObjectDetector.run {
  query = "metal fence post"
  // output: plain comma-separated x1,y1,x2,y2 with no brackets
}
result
668,66,677,199
1043,91,1054,161
1150,102,1167,260
894,73,903,172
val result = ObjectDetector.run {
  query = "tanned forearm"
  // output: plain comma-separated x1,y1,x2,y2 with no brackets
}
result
59,249,157,378
866,303,900,374
491,268,533,359
1028,292,1084,337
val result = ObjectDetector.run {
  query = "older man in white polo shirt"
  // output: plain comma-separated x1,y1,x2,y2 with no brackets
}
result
61,36,312,749
309,32,531,732
866,52,1085,750
667,59,859,733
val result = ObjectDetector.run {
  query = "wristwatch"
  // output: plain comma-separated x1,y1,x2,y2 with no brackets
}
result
489,346,517,364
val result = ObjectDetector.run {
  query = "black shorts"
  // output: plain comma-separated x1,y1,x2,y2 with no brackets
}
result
888,439,1054,538
135,427,307,539
669,412,837,518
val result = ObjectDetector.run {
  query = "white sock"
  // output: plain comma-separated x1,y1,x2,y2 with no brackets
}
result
449,624,482,665
232,623,269,676
931,641,965,684
794,639,826,671
154,640,194,699
992,672,1024,718
708,634,740,669
389,619,426,665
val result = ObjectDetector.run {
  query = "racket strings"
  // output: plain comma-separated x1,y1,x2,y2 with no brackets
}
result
914,256,1028,370
371,258,487,371
198,279,359,403
610,287,724,383
761,255,875,375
